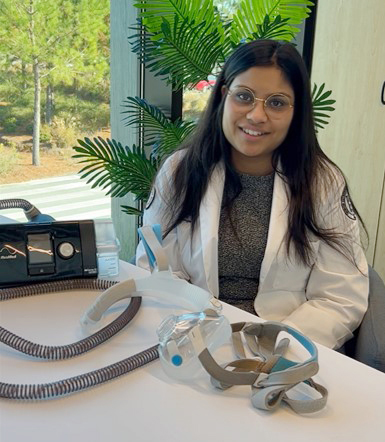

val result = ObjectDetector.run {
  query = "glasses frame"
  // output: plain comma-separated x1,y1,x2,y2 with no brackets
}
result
226,86,294,115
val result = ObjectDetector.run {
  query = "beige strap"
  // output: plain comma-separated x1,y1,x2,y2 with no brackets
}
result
199,321,328,413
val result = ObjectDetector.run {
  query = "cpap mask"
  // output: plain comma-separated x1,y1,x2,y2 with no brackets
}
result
158,314,328,413
81,224,221,329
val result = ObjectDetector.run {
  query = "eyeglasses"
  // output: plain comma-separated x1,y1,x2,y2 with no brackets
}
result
226,86,294,117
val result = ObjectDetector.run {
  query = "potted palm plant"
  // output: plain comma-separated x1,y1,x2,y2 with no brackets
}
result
73,0,335,217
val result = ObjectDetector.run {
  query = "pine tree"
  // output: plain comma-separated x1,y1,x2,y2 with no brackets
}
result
0,0,109,166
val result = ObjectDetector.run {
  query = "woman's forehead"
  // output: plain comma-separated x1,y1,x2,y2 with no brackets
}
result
230,66,294,98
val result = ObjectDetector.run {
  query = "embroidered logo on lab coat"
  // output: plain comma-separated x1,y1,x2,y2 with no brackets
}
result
341,186,356,220
145,187,156,210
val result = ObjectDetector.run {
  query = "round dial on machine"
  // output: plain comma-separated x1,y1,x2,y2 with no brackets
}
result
57,241,75,259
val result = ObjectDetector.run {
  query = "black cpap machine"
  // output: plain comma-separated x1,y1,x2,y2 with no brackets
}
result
0,199,120,288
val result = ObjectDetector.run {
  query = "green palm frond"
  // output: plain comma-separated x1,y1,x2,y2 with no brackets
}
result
120,205,144,216
73,137,158,201
121,96,196,160
268,0,314,23
132,0,230,63
134,0,224,40
153,118,196,159
130,16,231,89
230,0,313,43
311,83,336,131
121,96,171,138
249,14,295,41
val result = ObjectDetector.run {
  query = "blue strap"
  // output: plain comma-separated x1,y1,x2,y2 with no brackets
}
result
138,224,163,269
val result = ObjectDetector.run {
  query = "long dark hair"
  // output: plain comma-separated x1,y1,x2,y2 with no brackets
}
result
162,39,365,266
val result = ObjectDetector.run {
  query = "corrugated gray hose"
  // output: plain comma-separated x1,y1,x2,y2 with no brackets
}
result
0,198,46,221
0,279,160,400
0,198,35,212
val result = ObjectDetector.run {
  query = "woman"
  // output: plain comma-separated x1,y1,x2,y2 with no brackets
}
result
136,39,369,349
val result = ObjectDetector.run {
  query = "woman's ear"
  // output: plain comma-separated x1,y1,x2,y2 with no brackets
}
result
221,85,227,97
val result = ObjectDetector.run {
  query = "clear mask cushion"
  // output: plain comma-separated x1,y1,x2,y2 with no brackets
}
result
157,311,232,380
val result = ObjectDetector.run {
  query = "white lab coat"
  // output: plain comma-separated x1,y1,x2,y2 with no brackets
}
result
136,151,369,349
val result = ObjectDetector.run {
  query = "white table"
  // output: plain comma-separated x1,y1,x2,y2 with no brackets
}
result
1,262,385,442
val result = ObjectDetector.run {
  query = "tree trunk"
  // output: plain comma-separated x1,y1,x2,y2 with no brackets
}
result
45,83,54,125
28,0,40,166
73,77,78,112
32,58,41,166
22,61,28,89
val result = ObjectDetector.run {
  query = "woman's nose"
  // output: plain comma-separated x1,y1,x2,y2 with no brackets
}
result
246,100,268,123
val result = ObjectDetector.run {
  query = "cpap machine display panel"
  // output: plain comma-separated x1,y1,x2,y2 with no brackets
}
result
0,220,98,287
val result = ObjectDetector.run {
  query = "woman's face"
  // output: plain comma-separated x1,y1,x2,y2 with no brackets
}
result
222,65,294,176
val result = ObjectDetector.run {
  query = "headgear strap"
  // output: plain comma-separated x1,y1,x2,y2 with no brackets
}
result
189,321,328,413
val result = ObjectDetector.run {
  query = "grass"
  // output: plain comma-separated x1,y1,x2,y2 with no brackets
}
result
0,143,20,176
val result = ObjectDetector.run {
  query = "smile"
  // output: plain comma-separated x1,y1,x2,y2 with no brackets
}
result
241,127,268,136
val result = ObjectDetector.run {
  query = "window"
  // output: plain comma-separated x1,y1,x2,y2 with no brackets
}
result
0,0,111,222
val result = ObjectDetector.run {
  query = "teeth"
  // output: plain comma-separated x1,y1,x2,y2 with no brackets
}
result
242,128,264,136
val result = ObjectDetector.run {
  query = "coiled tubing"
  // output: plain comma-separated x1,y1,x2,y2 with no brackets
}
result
0,279,160,400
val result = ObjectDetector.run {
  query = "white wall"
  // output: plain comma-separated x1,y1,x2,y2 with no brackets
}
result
311,0,385,280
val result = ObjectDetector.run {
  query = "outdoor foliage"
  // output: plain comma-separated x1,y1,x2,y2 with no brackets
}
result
73,0,335,216
0,143,19,175
0,0,110,164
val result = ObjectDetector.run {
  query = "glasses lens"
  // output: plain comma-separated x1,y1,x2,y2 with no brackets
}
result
229,88,255,107
265,94,291,112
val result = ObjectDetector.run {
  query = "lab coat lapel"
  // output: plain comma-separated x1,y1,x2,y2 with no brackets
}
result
259,171,289,285
199,163,225,297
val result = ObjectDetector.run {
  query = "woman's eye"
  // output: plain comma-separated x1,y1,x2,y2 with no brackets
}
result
267,96,290,108
270,99,284,107
236,92,253,102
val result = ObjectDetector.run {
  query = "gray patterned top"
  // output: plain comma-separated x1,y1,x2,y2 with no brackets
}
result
218,172,275,314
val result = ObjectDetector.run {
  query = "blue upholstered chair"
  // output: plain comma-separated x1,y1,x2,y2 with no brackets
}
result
345,266,385,373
